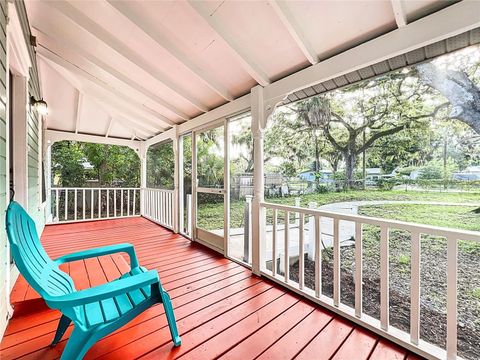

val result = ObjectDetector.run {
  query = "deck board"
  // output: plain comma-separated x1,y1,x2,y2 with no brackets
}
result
1,217,422,359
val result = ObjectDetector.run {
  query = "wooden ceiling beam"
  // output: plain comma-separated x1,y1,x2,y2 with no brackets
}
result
391,0,407,28
270,1,318,65
34,28,189,122
48,0,209,112
107,0,234,102
38,48,170,132
187,0,271,86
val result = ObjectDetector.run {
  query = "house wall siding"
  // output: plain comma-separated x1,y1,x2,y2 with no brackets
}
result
0,0,9,338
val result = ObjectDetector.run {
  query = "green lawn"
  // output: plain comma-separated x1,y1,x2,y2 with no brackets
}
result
358,204,480,232
197,189,480,230
265,189,480,208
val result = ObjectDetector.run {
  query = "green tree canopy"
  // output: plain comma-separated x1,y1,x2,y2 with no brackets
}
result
52,141,140,187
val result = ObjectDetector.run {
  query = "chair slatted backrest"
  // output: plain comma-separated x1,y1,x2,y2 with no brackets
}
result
6,201,75,299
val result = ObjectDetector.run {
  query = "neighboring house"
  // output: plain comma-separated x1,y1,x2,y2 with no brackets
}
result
297,170,333,183
365,168,382,182
452,165,480,181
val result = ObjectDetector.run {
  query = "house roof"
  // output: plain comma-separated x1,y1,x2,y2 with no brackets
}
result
25,0,476,141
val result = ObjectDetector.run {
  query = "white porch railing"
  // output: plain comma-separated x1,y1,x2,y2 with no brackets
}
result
142,188,174,229
49,187,140,223
260,201,480,360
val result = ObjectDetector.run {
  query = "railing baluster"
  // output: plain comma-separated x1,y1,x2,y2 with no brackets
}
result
65,190,68,221
55,189,59,220
107,189,110,218
446,236,457,360
166,191,170,226
355,222,363,318
133,189,136,215
159,191,162,222
380,225,389,330
98,189,101,218
169,192,172,226
148,190,151,219
272,209,277,277
162,191,165,224
160,191,164,224
127,189,130,216
121,189,124,217
74,189,77,221
147,190,151,219
284,211,290,283
82,189,86,220
299,213,305,290
333,218,340,306
114,189,117,217
315,214,321,298
155,190,158,221
91,189,94,219
410,230,421,344
153,190,156,221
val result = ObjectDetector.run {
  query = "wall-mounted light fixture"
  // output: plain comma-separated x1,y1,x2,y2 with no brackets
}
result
30,96,48,116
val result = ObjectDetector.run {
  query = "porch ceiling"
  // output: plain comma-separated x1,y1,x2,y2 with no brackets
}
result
26,0,455,141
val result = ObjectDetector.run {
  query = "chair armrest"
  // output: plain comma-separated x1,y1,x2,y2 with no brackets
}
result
54,243,139,269
45,270,159,308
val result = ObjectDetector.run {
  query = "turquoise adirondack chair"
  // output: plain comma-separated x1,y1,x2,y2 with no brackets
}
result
5,201,181,359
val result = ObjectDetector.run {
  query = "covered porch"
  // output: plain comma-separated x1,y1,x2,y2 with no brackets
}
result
1,217,415,359
2,0,480,359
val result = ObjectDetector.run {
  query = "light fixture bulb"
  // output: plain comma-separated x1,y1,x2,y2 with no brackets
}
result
34,99,48,115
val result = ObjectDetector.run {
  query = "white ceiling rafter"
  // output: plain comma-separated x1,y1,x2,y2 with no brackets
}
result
47,0,209,113
104,114,151,139
87,92,163,135
391,0,407,28
107,0,234,102
74,89,83,134
33,28,188,122
41,57,160,139
37,47,171,131
270,1,318,65
105,116,114,137
187,0,271,87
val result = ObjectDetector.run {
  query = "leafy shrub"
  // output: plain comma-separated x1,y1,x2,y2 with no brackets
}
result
316,185,329,193
377,178,396,190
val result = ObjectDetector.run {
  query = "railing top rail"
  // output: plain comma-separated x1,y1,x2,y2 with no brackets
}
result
52,187,140,190
141,187,175,193
261,201,480,242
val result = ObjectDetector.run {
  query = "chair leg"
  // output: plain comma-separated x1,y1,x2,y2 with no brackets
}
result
51,315,72,347
159,286,181,346
60,327,93,360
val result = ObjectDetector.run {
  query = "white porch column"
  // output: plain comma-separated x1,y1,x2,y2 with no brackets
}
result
139,143,148,216
172,126,180,233
251,86,267,275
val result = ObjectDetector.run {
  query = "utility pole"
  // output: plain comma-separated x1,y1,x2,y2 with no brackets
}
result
363,130,366,189
443,130,448,190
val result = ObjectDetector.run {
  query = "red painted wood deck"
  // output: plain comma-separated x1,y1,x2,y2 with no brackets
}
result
1,217,422,359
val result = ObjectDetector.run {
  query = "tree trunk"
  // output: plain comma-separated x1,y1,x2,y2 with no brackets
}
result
344,151,357,189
